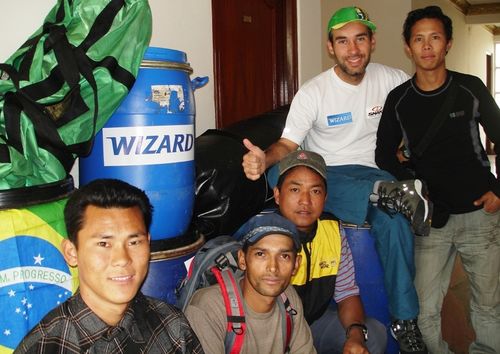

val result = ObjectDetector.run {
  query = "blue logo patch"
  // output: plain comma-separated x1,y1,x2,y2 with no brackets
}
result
327,113,353,126
0,236,73,350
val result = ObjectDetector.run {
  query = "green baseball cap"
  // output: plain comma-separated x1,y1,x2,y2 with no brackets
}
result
327,6,376,34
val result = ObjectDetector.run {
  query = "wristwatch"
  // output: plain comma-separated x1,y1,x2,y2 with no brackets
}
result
346,323,368,342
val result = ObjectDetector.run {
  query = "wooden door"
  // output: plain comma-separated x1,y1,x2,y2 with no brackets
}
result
212,0,297,128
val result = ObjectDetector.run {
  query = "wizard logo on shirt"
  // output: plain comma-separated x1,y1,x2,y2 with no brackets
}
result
0,200,78,352
327,112,353,126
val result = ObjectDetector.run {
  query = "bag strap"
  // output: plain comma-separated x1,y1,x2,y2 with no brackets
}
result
0,142,9,163
1,88,76,172
412,78,458,158
211,267,246,354
79,0,125,52
278,292,296,354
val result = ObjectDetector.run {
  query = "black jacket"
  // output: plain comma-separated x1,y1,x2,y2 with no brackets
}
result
376,71,500,215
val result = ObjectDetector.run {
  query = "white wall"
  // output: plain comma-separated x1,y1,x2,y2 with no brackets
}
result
0,2,55,60
148,0,214,137
297,0,322,84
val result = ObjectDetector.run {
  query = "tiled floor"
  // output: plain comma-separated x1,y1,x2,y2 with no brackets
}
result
442,257,475,353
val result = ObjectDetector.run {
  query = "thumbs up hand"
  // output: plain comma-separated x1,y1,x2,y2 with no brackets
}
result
242,138,266,181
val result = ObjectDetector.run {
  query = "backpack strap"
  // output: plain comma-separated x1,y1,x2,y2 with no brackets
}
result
278,292,296,354
211,265,296,354
412,78,458,158
211,267,246,354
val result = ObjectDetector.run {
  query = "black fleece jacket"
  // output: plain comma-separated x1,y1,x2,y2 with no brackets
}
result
376,70,500,214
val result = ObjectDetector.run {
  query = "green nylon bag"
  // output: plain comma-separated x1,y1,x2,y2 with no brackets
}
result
0,0,152,189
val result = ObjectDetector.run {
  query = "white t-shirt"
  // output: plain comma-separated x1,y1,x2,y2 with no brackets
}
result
282,63,409,168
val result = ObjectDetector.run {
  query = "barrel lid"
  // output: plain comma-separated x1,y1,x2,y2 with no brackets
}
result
143,47,187,64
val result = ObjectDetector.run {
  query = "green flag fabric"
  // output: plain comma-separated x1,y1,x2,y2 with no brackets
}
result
0,198,79,352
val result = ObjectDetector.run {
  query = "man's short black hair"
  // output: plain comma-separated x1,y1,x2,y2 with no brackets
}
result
64,179,153,245
403,6,453,45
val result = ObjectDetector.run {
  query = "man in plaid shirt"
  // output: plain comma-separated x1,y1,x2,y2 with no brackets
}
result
15,179,203,354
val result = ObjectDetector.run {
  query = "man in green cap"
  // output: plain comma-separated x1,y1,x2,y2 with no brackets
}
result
242,6,428,354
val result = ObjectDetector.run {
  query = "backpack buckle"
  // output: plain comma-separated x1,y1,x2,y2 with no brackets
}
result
214,253,229,270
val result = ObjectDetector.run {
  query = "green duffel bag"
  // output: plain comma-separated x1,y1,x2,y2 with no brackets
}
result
0,0,152,189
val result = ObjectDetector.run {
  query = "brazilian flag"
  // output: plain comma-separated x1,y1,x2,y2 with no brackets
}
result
0,199,79,353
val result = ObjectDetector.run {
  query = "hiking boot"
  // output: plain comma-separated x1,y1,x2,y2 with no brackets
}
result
376,179,433,236
391,319,428,354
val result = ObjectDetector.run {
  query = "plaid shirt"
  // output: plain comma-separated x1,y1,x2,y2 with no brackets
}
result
14,292,204,354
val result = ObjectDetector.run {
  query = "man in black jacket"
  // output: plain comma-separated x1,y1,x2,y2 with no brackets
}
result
375,6,499,354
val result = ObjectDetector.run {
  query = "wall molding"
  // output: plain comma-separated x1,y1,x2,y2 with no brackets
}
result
448,0,500,15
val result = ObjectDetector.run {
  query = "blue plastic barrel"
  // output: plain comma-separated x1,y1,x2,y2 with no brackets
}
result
141,227,204,304
343,223,399,354
79,47,208,240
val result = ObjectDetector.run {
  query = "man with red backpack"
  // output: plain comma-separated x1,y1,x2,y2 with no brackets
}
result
184,212,315,353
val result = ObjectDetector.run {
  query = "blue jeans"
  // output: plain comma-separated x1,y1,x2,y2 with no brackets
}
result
269,164,419,320
324,165,419,320
414,208,500,354
310,305,387,354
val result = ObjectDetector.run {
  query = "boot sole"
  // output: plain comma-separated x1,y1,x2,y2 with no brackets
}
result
390,326,428,354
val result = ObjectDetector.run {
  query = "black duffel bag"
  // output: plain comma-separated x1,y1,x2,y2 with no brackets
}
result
194,105,289,239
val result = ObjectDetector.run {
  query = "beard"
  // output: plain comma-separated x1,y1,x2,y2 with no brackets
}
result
336,52,371,79
337,62,366,77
